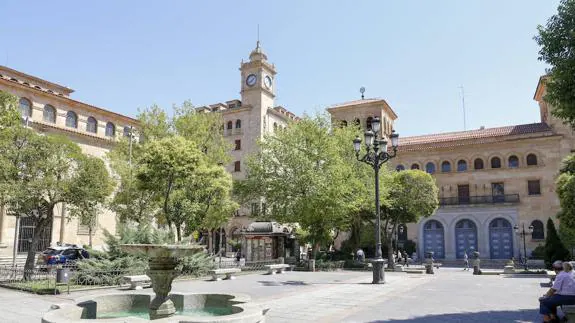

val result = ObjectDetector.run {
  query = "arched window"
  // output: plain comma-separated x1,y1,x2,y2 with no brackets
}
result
366,117,373,130
235,119,241,129
527,154,538,166
105,122,116,137
227,121,233,130
396,165,405,172
490,157,501,169
123,126,131,138
531,220,544,240
441,161,451,173
341,120,348,127
457,160,467,172
43,105,56,123
411,163,420,170
508,155,519,168
425,162,436,174
273,122,277,131
474,158,484,170
86,116,98,133
65,111,78,128
19,98,32,118
353,118,360,127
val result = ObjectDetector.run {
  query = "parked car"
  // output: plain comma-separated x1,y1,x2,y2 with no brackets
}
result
37,244,89,267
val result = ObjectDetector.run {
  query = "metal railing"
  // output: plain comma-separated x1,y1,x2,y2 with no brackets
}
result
440,194,520,206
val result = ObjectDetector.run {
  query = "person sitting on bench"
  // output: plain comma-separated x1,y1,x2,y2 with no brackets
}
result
539,261,575,323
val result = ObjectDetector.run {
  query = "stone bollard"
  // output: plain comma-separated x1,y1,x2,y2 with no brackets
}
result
472,251,482,275
424,251,434,274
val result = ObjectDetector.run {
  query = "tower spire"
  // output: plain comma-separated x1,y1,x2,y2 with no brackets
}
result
257,24,260,48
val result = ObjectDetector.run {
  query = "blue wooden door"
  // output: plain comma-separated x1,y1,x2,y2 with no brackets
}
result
455,219,478,259
489,218,513,259
423,220,445,259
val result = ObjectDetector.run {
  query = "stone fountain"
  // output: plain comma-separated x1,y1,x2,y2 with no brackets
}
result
42,244,268,322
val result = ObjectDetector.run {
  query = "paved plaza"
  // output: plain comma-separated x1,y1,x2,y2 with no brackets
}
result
0,268,544,322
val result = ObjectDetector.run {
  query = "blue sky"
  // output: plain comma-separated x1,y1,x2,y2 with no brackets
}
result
0,1,560,136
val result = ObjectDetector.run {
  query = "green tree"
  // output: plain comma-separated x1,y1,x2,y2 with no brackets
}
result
0,91,20,128
544,218,571,268
0,127,113,277
381,170,439,268
236,114,366,256
535,0,575,127
557,154,575,228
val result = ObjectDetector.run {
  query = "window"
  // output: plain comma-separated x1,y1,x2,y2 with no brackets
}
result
235,119,241,129
441,161,451,173
235,139,241,150
105,122,115,137
458,185,470,204
411,163,420,170
273,122,277,131
508,155,519,168
19,98,32,118
425,162,436,174
528,180,541,195
123,126,131,138
86,117,98,133
474,158,484,170
531,220,544,240
43,105,56,123
251,203,260,216
457,160,467,172
341,120,348,127
366,117,373,130
227,121,233,130
353,118,360,126
234,161,241,172
396,165,405,171
490,157,501,169
65,111,78,128
527,154,538,166
397,225,407,241
491,182,505,202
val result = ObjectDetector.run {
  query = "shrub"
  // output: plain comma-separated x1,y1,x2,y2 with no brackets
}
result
531,244,545,260
177,253,215,277
545,218,571,268
74,257,147,286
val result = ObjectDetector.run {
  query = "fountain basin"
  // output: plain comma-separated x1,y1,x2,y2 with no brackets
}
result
42,293,268,323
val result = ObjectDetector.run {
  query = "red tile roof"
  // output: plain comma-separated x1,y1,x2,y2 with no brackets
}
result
398,123,553,152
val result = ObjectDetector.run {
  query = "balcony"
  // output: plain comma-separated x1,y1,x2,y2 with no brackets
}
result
439,194,520,206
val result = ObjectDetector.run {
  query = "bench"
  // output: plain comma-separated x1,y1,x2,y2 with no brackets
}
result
265,264,291,275
122,275,151,290
209,268,241,281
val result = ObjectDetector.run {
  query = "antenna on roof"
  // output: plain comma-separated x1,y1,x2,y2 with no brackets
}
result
459,85,466,131
360,87,365,100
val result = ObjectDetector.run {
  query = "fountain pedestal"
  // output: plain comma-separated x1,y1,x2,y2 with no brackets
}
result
148,257,179,319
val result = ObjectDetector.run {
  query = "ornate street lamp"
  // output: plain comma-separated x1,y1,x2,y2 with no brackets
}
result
514,223,533,271
353,116,399,284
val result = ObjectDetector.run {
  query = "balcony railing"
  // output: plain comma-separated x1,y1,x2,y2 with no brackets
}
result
439,194,520,206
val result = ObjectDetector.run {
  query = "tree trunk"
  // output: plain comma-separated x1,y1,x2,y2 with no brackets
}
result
386,236,395,269
312,242,320,260
23,209,52,280
88,226,93,248
176,225,182,243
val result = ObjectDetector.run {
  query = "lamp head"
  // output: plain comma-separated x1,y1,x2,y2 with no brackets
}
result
528,225,534,233
353,136,362,154
371,116,381,134
391,130,399,148
364,130,375,148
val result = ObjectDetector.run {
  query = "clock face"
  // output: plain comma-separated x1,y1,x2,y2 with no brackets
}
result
264,75,272,89
246,74,257,87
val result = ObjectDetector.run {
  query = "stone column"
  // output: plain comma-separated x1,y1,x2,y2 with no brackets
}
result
59,203,66,244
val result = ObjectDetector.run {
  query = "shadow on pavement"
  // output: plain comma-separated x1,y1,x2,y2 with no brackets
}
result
258,280,308,286
366,308,539,323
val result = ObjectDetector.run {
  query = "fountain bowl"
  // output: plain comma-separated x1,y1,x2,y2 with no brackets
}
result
42,292,269,323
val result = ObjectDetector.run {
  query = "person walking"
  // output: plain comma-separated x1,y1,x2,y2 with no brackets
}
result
463,251,469,271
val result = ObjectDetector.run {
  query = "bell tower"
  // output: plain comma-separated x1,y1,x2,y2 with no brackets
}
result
240,41,276,119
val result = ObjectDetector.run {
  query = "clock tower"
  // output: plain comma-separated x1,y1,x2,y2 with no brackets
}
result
240,41,276,137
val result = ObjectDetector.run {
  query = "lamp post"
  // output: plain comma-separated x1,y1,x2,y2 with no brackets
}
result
353,116,399,284
513,223,533,271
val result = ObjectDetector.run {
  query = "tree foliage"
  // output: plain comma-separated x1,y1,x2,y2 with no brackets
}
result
0,92,113,277
556,154,575,227
535,0,575,127
544,218,571,268
381,170,439,267
236,114,368,254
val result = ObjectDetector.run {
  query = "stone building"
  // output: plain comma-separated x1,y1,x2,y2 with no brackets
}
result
328,76,573,261
0,65,139,263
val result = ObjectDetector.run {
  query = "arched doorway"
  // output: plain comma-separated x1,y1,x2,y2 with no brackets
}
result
489,218,513,259
423,220,445,259
455,219,478,259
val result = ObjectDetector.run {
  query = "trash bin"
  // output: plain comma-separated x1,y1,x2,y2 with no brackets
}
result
56,268,69,283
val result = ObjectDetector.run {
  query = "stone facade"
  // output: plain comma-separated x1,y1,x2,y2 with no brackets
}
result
327,76,574,260
0,65,139,259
